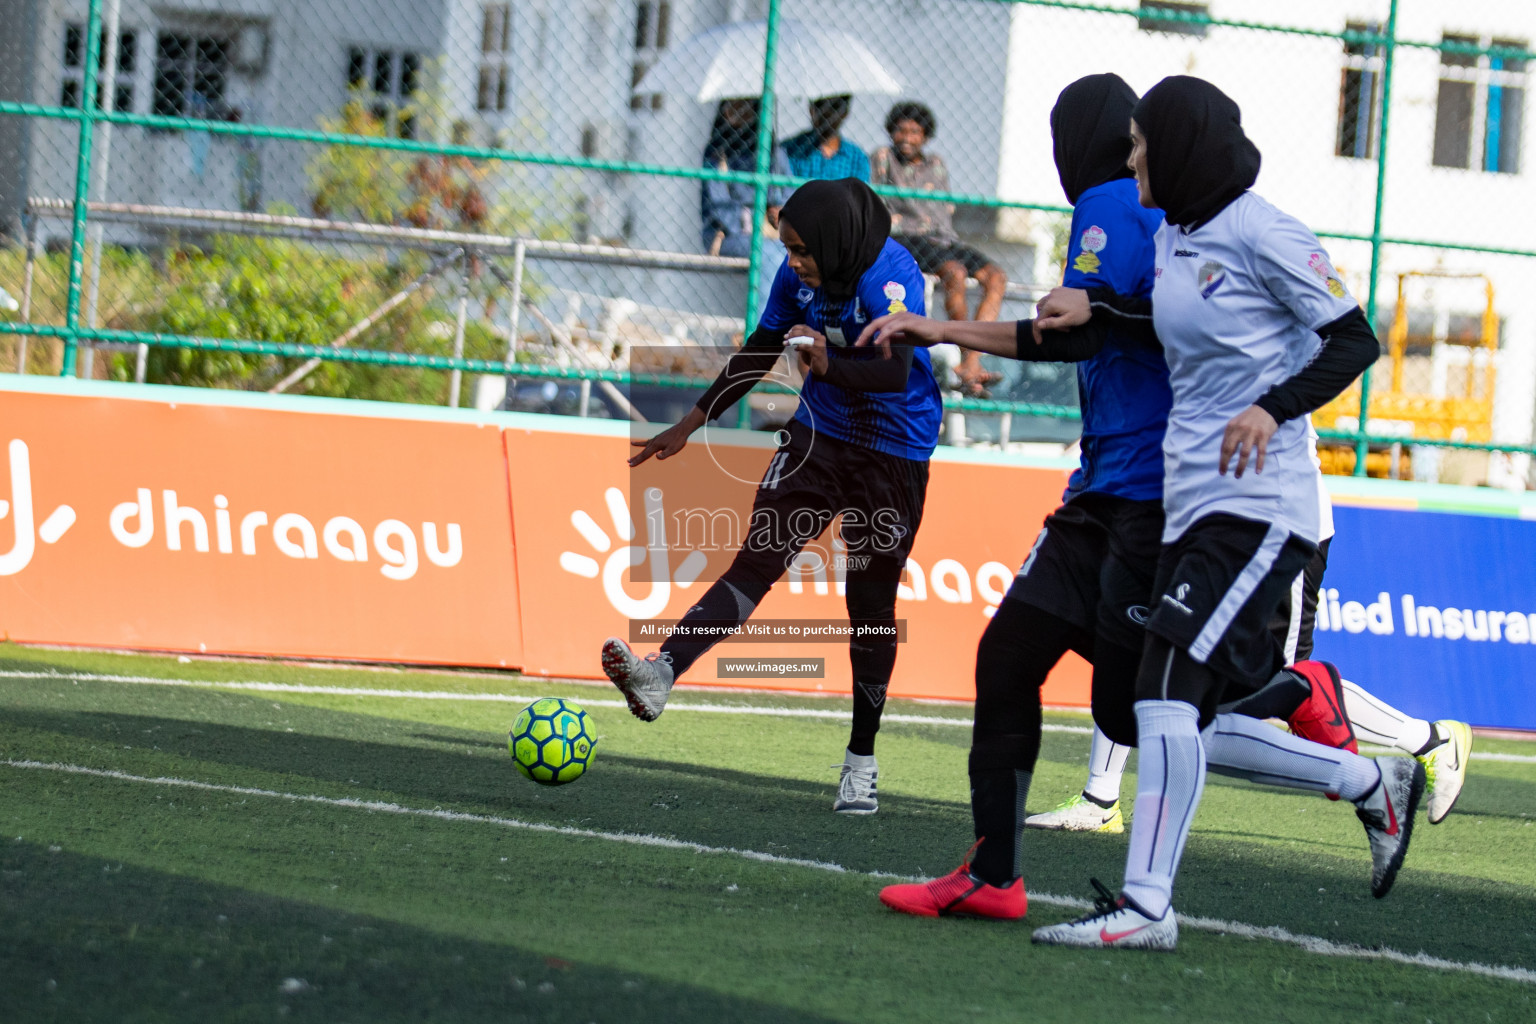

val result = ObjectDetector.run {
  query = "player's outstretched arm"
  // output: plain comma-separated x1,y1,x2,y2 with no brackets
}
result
630,406,707,467
855,312,1020,357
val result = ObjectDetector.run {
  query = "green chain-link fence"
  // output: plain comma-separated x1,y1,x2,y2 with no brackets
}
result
3,0,1536,483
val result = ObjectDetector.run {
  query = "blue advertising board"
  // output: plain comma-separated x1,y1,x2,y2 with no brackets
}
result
1312,504,1536,731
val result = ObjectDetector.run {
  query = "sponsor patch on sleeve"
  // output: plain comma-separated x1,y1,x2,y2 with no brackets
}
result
1307,252,1348,299
1072,250,1101,274
883,281,907,303
887,300,907,314
1080,225,1107,252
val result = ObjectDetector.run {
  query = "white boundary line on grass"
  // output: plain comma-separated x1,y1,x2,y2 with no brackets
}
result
9,670,1536,763
0,669,1088,734
3,757,1532,986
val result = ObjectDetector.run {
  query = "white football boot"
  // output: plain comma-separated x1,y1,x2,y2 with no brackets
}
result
1025,792,1125,833
1419,720,1472,824
1031,880,1177,951
1355,756,1426,898
832,751,879,814
601,637,674,722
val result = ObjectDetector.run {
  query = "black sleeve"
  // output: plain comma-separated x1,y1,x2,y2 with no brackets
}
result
1084,286,1154,326
816,345,915,392
1253,307,1381,426
693,325,790,420
1010,318,1107,362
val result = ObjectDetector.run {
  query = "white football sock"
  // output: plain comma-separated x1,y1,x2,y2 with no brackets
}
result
1340,679,1433,753
1083,725,1130,805
1121,700,1205,920
1203,713,1380,801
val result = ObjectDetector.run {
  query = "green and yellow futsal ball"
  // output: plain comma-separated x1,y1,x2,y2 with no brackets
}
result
508,698,597,785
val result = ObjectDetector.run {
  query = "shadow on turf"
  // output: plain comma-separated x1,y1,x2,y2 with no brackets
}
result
4,695,1534,973
0,840,843,1024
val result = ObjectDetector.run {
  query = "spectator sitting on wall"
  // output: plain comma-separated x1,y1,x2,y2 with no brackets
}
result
701,98,792,259
872,101,1006,396
781,95,870,182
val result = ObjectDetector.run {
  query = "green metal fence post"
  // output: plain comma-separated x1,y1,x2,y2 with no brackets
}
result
745,0,782,329
736,0,783,430
61,0,103,377
1357,0,1399,475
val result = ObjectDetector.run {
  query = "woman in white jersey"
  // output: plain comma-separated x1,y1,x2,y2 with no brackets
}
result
1032,76,1426,952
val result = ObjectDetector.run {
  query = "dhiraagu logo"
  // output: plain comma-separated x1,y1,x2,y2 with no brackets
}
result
559,487,708,619
0,439,78,576
558,486,1016,619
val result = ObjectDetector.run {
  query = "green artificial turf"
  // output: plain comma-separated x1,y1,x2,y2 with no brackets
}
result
1,643,1532,1023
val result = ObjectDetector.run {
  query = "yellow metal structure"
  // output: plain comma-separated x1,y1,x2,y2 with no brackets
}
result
1315,271,1498,475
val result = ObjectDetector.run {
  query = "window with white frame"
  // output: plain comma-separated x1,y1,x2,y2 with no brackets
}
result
478,4,511,113
345,46,422,139
1433,33,1528,173
61,23,141,113
1336,21,1384,159
630,1,670,111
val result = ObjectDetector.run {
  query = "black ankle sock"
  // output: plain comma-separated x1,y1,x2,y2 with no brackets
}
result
1080,789,1116,809
1413,723,1445,757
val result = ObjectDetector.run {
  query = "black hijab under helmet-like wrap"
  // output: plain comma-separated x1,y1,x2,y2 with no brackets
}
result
777,178,891,302
1132,76,1261,230
1050,73,1138,206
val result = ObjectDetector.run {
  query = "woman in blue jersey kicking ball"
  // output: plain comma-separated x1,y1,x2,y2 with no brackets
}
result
602,178,943,815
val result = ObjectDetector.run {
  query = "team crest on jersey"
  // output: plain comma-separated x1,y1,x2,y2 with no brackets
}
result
1197,261,1226,299
853,297,867,323
883,281,907,303
796,286,814,306
1307,252,1347,299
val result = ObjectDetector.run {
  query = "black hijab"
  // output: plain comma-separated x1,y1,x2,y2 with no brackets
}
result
1131,76,1261,230
778,179,891,302
1050,73,1138,206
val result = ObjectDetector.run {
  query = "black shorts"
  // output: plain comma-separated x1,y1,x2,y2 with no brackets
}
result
897,234,994,276
1144,513,1317,693
1004,492,1163,654
742,419,928,578
1267,537,1331,662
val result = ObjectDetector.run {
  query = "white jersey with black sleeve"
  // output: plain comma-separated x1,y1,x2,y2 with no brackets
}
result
1150,192,1358,545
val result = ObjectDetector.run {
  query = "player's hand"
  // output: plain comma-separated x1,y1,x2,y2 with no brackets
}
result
1219,405,1278,478
788,325,829,376
854,312,945,353
1034,287,1091,334
629,406,707,467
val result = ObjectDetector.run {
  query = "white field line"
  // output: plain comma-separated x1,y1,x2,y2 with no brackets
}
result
9,670,1536,763
3,757,1533,987
0,669,1085,735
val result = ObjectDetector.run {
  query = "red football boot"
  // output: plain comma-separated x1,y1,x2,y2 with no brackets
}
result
879,844,1027,920
1286,659,1358,754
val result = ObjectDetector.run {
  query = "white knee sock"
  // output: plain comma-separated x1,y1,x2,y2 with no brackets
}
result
1204,713,1380,800
1121,700,1205,920
1083,726,1130,805
1340,679,1434,753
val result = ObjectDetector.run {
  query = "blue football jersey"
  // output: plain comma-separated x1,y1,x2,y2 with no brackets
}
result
759,238,942,461
1061,178,1171,502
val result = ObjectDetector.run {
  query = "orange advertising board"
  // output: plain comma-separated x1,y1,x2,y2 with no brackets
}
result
504,424,1090,705
0,386,523,666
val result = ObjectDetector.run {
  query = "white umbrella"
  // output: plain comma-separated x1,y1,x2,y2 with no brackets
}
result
637,19,903,102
